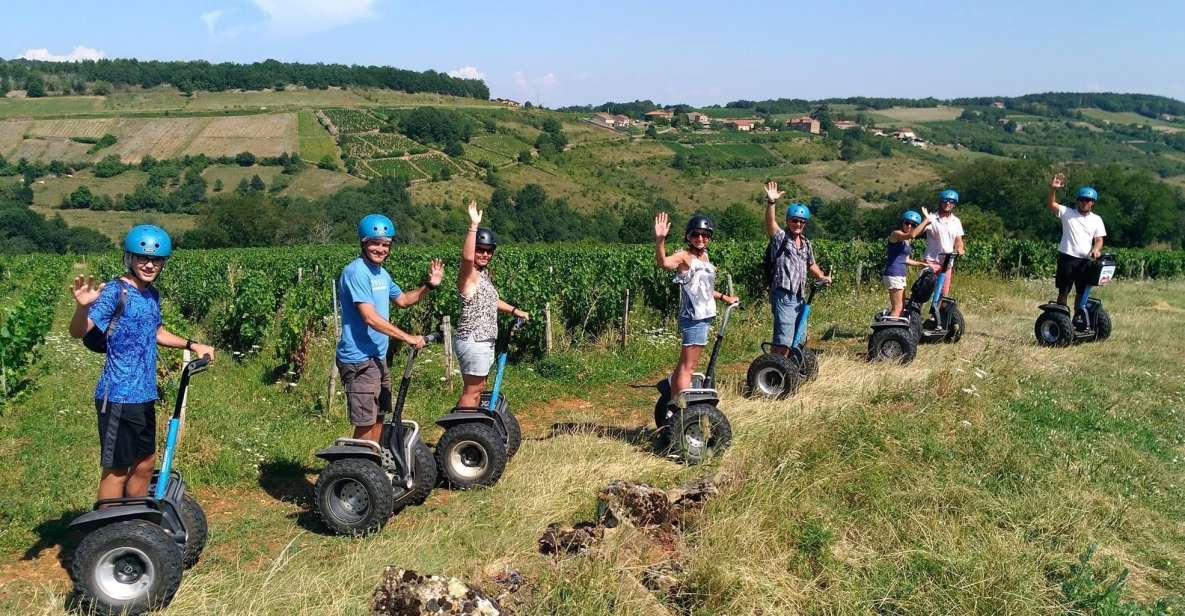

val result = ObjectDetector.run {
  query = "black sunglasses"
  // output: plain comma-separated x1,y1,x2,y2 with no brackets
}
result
687,231,712,239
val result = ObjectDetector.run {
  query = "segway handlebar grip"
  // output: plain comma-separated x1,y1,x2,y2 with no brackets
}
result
510,317,527,335
423,331,443,344
186,355,211,375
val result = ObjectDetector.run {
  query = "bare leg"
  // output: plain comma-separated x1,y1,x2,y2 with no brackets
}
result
123,453,156,497
670,345,705,400
888,289,904,317
98,468,130,502
457,374,487,408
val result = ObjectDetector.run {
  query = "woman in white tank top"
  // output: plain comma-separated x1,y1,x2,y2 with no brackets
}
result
654,212,739,403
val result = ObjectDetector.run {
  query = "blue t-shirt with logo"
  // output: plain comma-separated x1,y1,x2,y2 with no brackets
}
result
336,257,403,363
89,279,163,403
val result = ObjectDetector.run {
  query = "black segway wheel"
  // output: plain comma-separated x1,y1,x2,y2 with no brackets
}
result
1034,311,1073,347
868,328,917,364
794,347,819,383
503,410,523,458
178,493,207,569
435,423,508,489
669,404,732,465
1093,305,1112,341
907,309,924,341
654,380,673,431
70,520,183,616
745,353,800,399
314,458,395,536
398,439,436,508
942,305,965,344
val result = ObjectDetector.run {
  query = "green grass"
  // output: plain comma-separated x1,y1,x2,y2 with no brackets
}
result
0,96,106,119
3,273,1185,614
362,158,429,180
30,169,149,207
28,206,197,242
297,110,339,164
3,271,1185,613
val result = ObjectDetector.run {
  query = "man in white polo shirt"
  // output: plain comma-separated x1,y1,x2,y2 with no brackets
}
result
1046,172,1106,307
923,188,965,296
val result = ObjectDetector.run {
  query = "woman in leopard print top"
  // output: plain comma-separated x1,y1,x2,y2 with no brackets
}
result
454,200,529,409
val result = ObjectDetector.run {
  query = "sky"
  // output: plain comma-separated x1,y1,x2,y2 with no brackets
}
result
2,0,1183,107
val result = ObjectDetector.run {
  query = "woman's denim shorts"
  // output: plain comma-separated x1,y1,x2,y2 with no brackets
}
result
453,335,496,376
678,317,713,347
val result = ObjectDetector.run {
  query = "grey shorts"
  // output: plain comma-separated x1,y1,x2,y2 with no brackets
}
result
337,357,391,426
454,335,496,377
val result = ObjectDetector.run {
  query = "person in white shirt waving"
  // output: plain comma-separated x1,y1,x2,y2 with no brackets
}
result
1046,172,1106,307
922,189,965,296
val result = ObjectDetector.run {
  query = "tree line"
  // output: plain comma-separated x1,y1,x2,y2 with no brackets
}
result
0,58,489,99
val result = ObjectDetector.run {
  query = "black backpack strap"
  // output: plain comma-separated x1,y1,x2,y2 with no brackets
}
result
107,278,129,335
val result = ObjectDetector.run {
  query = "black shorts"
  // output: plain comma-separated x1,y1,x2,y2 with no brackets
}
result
96,400,157,469
1055,253,1092,293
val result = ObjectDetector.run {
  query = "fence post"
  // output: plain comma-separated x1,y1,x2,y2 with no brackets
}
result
442,315,454,385
855,261,863,295
1016,253,1023,278
297,267,303,284
326,282,340,412
1140,259,1146,281
621,289,630,350
544,302,553,355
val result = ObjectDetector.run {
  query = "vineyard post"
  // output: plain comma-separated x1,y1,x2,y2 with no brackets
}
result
621,289,630,350
442,315,454,385
327,282,341,412
1,355,7,399
1140,259,1146,280
726,273,735,297
1016,253,1023,278
298,267,303,283
855,262,863,295
544,302,553,355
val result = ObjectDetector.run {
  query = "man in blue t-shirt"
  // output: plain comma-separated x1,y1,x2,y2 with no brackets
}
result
69,225,215,502
338,214,443,443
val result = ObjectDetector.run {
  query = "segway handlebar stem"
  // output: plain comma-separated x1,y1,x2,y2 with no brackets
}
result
704,301,739,385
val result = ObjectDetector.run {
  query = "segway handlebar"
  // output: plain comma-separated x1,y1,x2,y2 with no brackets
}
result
423,331,443,345
509,316,527,336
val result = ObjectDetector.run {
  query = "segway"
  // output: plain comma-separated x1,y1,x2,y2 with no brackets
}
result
906,253,965,344
867,311,918,364
69,356,211,616
654,302,737,465
1035,253,1116,347
745,280,830,399
313,333,440,536
434,318,526,489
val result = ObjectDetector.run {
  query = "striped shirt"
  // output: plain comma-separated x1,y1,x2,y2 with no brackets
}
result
771,229,815,296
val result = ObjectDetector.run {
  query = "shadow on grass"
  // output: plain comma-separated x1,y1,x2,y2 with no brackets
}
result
24,509,89,573
257,458,330,535
546,422,657,449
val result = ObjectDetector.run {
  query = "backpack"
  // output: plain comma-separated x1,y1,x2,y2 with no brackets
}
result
909,268,937,305
82,279,129,354
763,233,792,288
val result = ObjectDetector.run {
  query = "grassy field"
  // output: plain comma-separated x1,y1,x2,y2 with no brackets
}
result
28,206,197,241
0,272,1183,614
870,106,965,125
31,170,150,207
297,111,340,165
1078,108,1185,133
826,156,942,197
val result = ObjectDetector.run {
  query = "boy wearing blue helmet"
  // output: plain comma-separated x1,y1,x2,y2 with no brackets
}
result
883,208,932,316
69,225,216,501
762,181,831,356
337,213,444,444
1047,173,1106,306
923,189,965,296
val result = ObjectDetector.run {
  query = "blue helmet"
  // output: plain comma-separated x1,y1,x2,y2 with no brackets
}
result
1077,186,1098,201
939,189,959,203
902,210,923,225
358,213,395,241
786,203,811,221
123,225,172,258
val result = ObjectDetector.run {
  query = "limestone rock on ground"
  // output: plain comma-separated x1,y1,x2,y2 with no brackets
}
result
371,567,501,616
538,521,603,557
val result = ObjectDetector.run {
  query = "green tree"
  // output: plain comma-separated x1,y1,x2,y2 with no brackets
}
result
318,155,338,171
645,124,658,139
518,150,533,164
249,174,266,192
93,154,128,178
213,178,224,192
25,74,46,98
235,151,257,166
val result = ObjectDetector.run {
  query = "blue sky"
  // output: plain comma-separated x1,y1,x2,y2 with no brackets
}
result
2,0,1182,107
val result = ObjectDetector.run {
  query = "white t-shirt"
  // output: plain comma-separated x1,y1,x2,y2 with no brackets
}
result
923,214,964,262
1056,205,1106,259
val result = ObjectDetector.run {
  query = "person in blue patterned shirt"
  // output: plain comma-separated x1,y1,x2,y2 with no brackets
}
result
69,225,215,502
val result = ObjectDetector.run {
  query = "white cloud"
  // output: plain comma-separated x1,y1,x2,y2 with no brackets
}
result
512,71,558,92
201,10,225,36
447,66,484,80
19,46,105,62
252,0,376,34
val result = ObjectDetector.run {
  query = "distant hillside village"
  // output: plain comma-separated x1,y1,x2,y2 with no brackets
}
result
577,106,932,147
